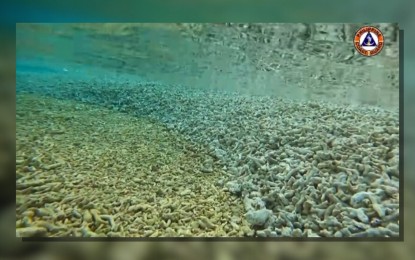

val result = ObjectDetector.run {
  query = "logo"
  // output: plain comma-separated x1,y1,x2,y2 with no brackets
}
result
354,26,384,57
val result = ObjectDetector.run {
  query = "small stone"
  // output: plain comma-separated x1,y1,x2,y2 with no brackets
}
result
245,209,273,227
292,228,303,237
22,166,36,172
269,231,278,237
200,216,216,229
179,189,192,196
16,227,47,237
256,230,267,237
200,166,213,173
35,208,53,217
334,231,343,237
225,181,242,195
355,208,369,223
281,227,292,237
306,229,320,238
386,223,399,233
246,230,255,237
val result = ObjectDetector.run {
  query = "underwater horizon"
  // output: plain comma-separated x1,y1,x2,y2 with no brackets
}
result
16,23,400,239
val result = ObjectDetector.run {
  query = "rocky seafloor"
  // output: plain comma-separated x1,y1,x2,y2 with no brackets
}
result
16,73,400,238
16,94,252,237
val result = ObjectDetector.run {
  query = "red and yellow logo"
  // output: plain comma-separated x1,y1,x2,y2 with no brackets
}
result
354,26,384,57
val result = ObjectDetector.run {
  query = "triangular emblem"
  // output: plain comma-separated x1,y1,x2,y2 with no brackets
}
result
361,32,377,47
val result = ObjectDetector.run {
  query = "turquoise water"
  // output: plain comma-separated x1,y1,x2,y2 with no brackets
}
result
16,24,400,239
16,24,290,97
16,24,200,84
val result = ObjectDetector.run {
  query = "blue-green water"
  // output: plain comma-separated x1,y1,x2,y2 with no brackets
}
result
16,24,400,239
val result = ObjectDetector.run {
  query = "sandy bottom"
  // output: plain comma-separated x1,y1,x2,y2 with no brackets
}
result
16,94,251,237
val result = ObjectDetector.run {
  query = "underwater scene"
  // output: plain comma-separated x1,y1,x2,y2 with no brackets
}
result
16,23,400,238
